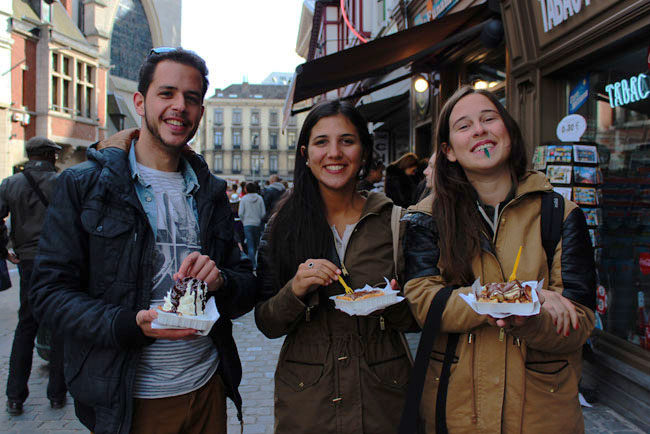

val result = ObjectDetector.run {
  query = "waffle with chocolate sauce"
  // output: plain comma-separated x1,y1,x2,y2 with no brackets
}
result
478,280,533,303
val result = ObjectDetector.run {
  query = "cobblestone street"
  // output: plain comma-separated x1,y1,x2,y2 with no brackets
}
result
0,264,645,433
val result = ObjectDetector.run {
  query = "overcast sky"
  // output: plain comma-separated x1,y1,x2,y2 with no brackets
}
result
181,0,306,94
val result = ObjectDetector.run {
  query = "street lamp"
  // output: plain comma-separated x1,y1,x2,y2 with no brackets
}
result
414,75,429,93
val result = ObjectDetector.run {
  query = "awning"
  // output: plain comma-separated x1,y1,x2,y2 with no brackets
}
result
290,4,491,106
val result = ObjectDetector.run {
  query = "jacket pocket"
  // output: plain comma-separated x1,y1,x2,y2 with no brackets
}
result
81,205,135,289
523,359,581,432
275,339,327,393
367,354,411,389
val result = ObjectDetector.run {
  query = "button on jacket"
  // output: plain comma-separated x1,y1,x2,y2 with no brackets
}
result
403,171,596,434
255,192,416,434
0,160,57,260
29,147,256,434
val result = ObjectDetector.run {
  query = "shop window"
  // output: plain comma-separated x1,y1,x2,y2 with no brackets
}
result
551,45,650,352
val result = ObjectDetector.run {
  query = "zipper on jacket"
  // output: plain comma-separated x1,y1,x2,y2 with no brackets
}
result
468,332,478,424
499,327,505,342
379,315,385,331
305,306,312,322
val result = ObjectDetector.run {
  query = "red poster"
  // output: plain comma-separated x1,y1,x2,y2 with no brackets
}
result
640,252,650,275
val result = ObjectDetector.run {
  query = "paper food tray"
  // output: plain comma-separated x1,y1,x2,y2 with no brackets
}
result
458,279,543,318
329,277,403,316
151,297,219,336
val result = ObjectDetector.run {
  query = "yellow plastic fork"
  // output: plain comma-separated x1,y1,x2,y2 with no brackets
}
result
338,275,354,294
508,246,523,282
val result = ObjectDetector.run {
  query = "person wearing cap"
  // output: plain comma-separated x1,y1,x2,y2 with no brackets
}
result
0,136,66,415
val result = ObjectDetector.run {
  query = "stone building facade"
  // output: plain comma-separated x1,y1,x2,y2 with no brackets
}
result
195,79,306,184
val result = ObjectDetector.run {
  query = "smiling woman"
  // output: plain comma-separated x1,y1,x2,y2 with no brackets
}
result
401,86,597,433
254,100,416,434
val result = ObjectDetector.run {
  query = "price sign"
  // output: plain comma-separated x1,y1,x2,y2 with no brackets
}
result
556,114,586,142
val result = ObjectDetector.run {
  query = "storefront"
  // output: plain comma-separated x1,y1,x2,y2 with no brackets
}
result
502,1,650,428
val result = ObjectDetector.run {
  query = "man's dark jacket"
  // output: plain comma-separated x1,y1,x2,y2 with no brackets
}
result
29,147,256,434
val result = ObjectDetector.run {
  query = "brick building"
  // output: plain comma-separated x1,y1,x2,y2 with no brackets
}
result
0,0,181,178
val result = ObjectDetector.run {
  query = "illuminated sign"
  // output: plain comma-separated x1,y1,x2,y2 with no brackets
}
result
605,73,650,108
538,0,592,33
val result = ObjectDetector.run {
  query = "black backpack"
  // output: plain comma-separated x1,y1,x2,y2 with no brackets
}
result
398,191,564,434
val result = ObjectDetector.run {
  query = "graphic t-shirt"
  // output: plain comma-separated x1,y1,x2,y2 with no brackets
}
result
133,163,218,399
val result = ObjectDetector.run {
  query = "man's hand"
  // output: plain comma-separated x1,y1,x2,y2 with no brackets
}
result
136,309,197,340
97,128,139,152
7,251,19,264
174,251,223,292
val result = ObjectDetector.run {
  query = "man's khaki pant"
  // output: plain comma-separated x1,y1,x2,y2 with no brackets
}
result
130,372,227,434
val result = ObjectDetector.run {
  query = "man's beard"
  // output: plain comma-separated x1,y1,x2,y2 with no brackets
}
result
144,110,198,150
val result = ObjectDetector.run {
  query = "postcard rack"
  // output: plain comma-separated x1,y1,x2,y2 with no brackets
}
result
533,142,603,263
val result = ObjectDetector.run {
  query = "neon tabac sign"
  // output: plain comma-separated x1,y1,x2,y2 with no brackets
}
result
605,73,650,109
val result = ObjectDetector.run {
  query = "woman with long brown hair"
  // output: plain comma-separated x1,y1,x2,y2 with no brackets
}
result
255,100,415,433
402,86,596,433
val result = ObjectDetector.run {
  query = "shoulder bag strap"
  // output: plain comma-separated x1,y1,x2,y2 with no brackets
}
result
22,170,49,208
541,191,564,272
398,285,458,434
390,204,403,278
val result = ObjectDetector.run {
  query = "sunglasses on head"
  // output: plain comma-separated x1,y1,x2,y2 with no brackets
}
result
149,46,198,56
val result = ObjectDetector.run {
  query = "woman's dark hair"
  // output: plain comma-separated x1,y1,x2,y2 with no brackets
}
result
268,99,373,284
433,86,528,285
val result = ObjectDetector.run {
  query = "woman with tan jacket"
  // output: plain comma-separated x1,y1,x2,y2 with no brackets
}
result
402,86,596,433
255,100,415,433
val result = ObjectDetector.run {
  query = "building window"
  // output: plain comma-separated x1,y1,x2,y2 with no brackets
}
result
232,154,242,173
51,52,95,118
251,130,260,149
288,115,297,126
270,154,278,174
232,109,242,125
213,153,223,173
251,110,260,125
213,130,223,148
232,130,242,149
214,109,223,124
251,153,263,175
288,131,297,149
269,132,278,150
270,111,278,125
288,155,295,174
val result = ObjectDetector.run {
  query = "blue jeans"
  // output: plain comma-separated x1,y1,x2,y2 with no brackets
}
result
243,225,262,269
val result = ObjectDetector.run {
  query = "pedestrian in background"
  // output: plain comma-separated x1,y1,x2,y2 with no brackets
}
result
384,151,418,207
262,174,286,223
401,86,595,433
255,100,415,433
238,182,265,270
0,137,66,415
356,159,384,192
413,152,435,202
29,48,256,434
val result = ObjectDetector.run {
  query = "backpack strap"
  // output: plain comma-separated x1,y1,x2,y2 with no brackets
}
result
399,286,458,434
22,170,49,208
541,191,564,272
390,205,403,278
